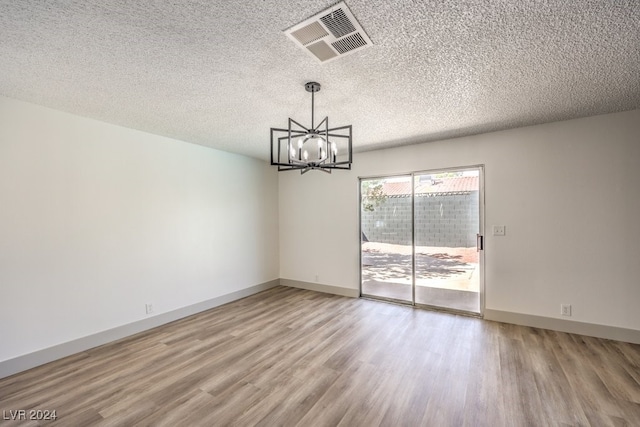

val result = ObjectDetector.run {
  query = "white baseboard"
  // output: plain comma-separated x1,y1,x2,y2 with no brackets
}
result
0,279,280,380
484,309,640,344
279,281,640,344
5,282,636,380
280,278,359,298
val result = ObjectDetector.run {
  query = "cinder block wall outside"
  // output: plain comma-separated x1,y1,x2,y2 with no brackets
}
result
361,192,479,247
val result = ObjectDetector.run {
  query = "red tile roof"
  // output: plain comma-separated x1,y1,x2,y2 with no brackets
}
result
382,176,478,196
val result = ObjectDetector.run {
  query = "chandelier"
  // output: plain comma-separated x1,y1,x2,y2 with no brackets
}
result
270,82,352,174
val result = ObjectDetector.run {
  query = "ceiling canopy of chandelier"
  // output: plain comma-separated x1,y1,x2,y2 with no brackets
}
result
270,82,352,174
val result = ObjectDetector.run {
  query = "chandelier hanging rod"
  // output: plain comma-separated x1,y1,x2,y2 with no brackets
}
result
306,81,320,130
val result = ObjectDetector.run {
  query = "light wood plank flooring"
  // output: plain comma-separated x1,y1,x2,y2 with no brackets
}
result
1,286,639,426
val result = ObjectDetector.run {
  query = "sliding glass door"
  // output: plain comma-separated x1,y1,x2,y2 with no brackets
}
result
360,176,413,303
413,169,481,313
360,167,483,315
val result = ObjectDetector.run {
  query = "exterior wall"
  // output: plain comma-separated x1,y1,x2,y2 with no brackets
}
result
361,192,479,247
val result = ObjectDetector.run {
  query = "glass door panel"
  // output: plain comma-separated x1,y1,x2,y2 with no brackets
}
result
360,176,413,303
413,169,481,313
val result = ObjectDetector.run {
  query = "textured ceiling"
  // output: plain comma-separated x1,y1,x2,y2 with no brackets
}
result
1,1,639,160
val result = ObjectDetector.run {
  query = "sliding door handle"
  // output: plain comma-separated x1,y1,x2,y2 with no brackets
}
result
477,234,484,251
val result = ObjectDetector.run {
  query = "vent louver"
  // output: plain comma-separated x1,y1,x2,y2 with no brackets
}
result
284,1,372,63
307,40,338,61
320,8,355,38
291,21,328,45
332,32,367,54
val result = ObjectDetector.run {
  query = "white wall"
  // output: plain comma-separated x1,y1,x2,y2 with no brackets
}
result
280,110,640,332
0,96,279,363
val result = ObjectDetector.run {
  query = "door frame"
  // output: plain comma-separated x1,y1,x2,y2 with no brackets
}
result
358,164,485,317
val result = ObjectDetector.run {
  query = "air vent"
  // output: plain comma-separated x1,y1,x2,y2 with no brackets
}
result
332,32,367,54
291,21,329,45
320,8,355,38
307,40,338,61
284,1,373,63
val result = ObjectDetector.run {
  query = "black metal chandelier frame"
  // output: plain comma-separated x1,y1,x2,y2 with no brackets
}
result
270,82,352,174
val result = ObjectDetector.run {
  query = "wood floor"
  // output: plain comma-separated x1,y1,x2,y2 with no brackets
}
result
1,286,639,426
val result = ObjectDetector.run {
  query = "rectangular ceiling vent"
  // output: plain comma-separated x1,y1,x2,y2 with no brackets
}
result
284,1,372,63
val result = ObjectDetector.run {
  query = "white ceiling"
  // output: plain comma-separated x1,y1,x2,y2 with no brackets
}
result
1,1,639,161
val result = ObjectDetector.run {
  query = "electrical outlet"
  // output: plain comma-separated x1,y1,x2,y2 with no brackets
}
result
561,304,571,317
492,225,506,236
145,303,154,315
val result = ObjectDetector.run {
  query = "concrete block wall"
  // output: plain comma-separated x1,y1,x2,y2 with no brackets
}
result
361,192,479,247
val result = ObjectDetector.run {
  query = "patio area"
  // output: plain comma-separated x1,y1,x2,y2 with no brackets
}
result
361,242,480,313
